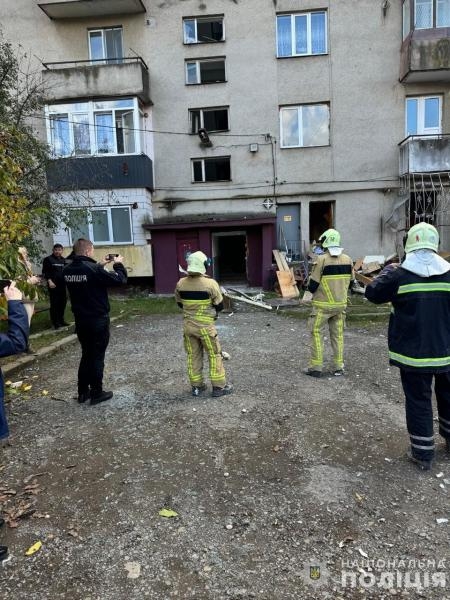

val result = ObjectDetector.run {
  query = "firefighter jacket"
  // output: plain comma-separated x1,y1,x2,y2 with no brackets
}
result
307,251,353,311
63,256,127,321
365,263,450,372
175,275,224,328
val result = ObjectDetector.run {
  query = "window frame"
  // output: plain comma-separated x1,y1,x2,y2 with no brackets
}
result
183,15,225,44
276,11,328,58
68,206,134,246
405,95,442,136
188,106,230,133
88,26,124,64
405,0,450,31
191,156,231,183
185,58,227,85
279,103,330,149
45,98,142,158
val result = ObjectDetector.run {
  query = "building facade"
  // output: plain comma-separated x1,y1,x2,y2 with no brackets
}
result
1,1,450,291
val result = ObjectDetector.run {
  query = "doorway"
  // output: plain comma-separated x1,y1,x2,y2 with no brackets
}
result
212,232,247,283
309,201,335,244
276,204,301,260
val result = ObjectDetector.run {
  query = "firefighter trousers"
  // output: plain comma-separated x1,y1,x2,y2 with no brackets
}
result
309,309,345,371
183,322,226,388
400,369,450,461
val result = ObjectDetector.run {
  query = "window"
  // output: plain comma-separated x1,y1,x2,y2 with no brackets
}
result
46,98,141,157
183,16,224,44
189,107,229,133
191,156,231,182
277,12,327,57
409,0,450,29
280,104,330,148
406,96,442,136
69,207,133,245
185,58,226,84
89,27,123,63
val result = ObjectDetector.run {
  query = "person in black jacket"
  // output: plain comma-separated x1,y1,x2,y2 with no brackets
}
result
63,238,127,405
365,223,450,471
42,244,68,329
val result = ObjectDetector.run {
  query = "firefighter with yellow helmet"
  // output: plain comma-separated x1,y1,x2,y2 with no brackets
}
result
305,229,353,377
175,251,232,398
366,222,450,470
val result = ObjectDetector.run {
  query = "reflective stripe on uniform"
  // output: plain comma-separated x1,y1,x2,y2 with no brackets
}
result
397,283,450,294
411,442,435,450
389,351,450,368
410,434,435,442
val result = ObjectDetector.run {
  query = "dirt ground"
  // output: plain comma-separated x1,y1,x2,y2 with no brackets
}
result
1,306,450,600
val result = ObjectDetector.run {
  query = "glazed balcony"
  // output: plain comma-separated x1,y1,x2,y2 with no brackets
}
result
38,0,145,19
399,135,450,175
400,29,450,83
42,57,151,104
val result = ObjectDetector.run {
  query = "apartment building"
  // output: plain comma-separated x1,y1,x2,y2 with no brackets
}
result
1,1,450,292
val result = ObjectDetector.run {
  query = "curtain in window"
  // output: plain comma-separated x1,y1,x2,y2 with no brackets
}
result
95,112,114,153
73,113,91,155
437,0,450,26
89,31,103,62
415,0,433,28
105,28,123,63
277,16,292,57
50,115,70,156
294,15,308,54
311,13,326,54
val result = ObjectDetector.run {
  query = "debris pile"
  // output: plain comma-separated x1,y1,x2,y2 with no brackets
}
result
352,254,398,292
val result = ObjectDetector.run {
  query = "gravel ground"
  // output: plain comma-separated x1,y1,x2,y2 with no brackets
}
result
1,307,450,600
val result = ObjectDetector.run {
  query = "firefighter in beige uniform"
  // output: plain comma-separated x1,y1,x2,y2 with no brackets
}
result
175,251,233,398
305,229,353,378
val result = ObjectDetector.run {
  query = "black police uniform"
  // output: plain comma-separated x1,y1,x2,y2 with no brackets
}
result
64,256,127,400
42,253,67,328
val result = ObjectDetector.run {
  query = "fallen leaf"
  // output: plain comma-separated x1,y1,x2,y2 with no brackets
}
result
158,508,178,518
22,384,32,391
42,390,49,396
25,541,42,556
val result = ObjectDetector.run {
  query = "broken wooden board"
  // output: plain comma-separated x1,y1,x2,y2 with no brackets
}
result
353,258,364,272
355,272,374,286
272,249,287,271
277,270,300,298
361,262,382,275
222,288,273,310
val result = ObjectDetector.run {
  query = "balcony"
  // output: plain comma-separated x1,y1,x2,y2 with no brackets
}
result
38,0,145,19
399,135,450,175
46,155,154,192
400,29,450,83
42,58,151,104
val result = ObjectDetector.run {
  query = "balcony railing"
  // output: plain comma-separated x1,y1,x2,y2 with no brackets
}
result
399,134,450,175
38,0,146,20
42,57,151,104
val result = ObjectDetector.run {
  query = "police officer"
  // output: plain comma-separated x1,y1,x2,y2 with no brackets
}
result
42,243,68,329
175,251,232,398
305,229,353,378
365,223,450,471
63,238,127,405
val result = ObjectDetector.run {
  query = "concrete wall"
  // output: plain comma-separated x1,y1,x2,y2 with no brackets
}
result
2,0,450,258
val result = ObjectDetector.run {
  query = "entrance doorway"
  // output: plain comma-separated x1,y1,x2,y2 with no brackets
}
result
309,201,335,244
212,232,247,283
276,204,301,260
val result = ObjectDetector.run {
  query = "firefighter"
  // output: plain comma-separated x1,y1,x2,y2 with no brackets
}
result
175,251,232,398
305,229,353,378
365,223,450,470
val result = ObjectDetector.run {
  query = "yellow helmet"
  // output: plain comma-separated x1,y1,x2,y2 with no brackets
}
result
319,229,341,248
186,251,209,274
404,223,439,253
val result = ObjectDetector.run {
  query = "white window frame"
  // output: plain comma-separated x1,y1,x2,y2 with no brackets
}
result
276,11,327,58
413,0,450,29
45,98,141,157
189,106,229,133
183,16,225,44
185,58,226,84
279,104,330,148
191,156,231,183
88,27,123,63
69,206,134,246
405,95,442,136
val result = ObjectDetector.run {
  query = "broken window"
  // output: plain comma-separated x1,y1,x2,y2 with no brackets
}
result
185,58,226,84
189,107,229,133
191,156,231,182
183,16,224,44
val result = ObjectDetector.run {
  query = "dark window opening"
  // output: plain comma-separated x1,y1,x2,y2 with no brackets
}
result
189,107,229,133
197,19,224,42
309,200,334,244
200,60,226,83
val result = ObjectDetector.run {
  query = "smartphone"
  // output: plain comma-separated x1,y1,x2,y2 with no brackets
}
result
0,279,11,290
107,254,119,260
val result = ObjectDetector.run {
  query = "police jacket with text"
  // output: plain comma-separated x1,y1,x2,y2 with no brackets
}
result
365,258,450,373
64,256,127,321
42,254,66,286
